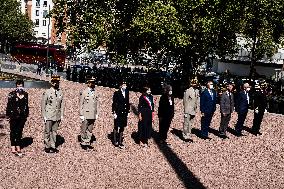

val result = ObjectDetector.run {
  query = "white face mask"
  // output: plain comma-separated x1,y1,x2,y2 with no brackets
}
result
209,85,214,89
246,87,251,92
169,91,173,95
147,90,151,95
121,86,127,90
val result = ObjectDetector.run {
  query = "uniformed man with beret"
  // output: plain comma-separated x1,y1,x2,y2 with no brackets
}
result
41,75,64,153
79,76,99,150
112,80,130,148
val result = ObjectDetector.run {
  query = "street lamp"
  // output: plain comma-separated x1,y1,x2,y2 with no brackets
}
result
46,4,51,74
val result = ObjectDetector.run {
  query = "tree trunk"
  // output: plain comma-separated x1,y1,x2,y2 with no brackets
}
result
249,32,257,80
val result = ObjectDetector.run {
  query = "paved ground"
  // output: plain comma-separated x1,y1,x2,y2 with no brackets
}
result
0,69,284,189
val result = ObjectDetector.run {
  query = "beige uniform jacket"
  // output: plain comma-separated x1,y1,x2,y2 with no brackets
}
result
41,88,64,121
183,87,199,115
79,88,99,119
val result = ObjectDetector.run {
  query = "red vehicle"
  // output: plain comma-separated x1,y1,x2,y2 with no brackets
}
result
11,43,66,71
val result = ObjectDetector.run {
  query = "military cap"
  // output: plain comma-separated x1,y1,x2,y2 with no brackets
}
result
191,77,198,84
51,75,60,82
86,76,96,83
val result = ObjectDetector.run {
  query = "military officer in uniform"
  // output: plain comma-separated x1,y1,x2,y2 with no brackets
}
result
41,75,64,153
79,77,99,150
112,80,130,148
183,78,199,141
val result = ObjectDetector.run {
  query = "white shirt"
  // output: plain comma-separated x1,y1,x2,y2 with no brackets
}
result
121,89,125,98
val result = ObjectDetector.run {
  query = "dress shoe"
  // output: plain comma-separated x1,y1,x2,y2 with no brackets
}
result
219,134,228,139
87,145,94,150
80,144,88,150
114,142,119,147
119,143,125,149
50,148,59,153
200,135,211,140
44,148,50,153
236,133,245,137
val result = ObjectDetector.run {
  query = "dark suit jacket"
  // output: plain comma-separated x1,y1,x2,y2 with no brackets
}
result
112,89,130,115
220,91,234,114
253,90,267,112
158,95,174,119
6,91,29,119
235,90,249,114
200,89,217,114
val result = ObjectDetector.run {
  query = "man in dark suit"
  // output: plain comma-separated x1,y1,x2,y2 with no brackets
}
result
200,81,217,139
235,82,250,136
112,80,130,148
219,82,234,138
251,83,267,135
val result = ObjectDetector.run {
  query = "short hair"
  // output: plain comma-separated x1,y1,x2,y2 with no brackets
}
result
15,79,24,86
163,85,172,94
142,86,150,94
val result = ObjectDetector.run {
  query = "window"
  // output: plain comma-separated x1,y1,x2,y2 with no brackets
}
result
43,1,47,7
43,20,46,26
35,19,39,27
36,10,39,16
42,33,46,36
36,0,40,7
43,10,48,18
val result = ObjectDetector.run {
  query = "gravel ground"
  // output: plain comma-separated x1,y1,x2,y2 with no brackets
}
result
0,72,284,189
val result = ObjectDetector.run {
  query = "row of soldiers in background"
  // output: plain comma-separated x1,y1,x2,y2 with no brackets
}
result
3,74,274,156
65,64,284,115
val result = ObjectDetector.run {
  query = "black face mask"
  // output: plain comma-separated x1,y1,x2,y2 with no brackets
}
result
16,87,24,94
53,83,59,89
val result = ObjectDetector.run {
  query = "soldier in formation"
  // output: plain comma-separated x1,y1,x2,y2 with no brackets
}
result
41,75,64,153
79,77,99,150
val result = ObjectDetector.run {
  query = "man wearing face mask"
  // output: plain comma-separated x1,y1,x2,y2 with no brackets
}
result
79,76,99,150
183,78,199,141
6,80,29,156
200,81,217,139
235,82,250,136
219,82,234,138
158,85,174,145
112,80,130,148
41,75,64,153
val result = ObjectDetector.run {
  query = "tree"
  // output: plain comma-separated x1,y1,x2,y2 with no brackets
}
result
0,0,33,52
239,0,284,78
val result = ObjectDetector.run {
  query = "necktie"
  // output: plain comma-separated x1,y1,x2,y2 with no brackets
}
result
229,92,232,113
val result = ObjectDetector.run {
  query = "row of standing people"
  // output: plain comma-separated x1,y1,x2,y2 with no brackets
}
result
4,76,266,156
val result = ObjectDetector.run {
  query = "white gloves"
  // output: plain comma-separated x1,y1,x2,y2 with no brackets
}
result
95,115,98,120
128,113,130,117
44,117,47,123
80,116,85,122
61,116,63,121
113,113,117,119
184,113,188,118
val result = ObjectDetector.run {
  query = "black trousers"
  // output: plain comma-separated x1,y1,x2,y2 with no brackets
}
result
10,118,26,146
114,114,127,133
159,117,172,141
219,114,231,135
235,112,248,134
252,112,264,133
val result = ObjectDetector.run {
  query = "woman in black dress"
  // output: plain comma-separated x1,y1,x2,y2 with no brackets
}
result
158,85,174,145
6,80,29,156
138,87,154,148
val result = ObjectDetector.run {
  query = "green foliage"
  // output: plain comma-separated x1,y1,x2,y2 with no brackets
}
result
53,0,284,74
0,0,33,48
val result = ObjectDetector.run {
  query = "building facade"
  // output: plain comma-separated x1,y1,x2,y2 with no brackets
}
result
18,0,66,47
